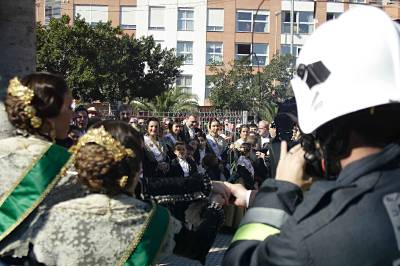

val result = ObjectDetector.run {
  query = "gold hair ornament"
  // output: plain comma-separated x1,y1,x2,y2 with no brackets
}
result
70,125,134,161
8,78,42,128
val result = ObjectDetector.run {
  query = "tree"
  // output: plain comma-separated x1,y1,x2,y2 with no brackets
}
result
208,59,258,110
131,88,199,113
208,54,295,120
258,54,295,103
36,15,183,103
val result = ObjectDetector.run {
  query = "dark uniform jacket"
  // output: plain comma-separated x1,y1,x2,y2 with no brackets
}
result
223,143,400,266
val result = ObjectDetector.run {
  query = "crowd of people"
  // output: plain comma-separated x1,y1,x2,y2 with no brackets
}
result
70,108,285,183
0,73,235,265
0,5,399,266
0,71,293,265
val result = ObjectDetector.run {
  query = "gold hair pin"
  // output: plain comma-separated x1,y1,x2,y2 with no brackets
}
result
70,126,134,161
8,77,42,128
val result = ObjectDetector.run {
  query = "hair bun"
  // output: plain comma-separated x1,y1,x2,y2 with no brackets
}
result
74,144,116,191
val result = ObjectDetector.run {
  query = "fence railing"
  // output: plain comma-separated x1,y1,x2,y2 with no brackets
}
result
84,103,256,141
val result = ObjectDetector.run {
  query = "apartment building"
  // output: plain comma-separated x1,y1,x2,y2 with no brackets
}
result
36,0,400,106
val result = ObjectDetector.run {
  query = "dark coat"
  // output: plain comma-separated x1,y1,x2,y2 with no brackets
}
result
168,158,198,178
179,125,202,144
223,143,400,266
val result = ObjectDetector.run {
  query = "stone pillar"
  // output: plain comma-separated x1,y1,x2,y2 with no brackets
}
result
0,0,36,138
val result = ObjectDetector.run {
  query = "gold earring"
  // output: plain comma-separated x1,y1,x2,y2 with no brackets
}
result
119,175,129,188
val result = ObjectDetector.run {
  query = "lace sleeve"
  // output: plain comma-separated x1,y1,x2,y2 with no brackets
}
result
157,215,182,261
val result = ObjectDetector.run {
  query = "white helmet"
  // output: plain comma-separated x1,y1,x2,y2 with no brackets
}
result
291,6,400,134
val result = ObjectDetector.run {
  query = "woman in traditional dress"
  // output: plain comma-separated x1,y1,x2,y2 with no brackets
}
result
31,121,225,265
236,142,255,190
0,73,75,260
233,124,249,150
163,118,183,159
206,118,229,180
142,117,170,177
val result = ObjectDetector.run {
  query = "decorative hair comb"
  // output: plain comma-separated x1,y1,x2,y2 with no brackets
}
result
71,125,134,161
8,77,42,128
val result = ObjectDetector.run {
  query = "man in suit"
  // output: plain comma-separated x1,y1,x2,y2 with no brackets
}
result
180,114,201,144
258,120,270,150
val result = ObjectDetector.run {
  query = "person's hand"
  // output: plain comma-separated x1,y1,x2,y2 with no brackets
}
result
276,141,311,189
229,143,235,150
211,193,227,205
256,151,266,159
211,181,231,203
223,182,249,208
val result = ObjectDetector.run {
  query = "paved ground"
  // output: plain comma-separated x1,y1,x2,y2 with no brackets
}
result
159,232,233,266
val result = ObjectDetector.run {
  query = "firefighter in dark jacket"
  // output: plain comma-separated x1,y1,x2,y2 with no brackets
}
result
222,6,400,266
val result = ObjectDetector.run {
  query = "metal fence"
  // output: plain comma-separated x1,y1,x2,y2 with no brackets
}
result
84,103,256,141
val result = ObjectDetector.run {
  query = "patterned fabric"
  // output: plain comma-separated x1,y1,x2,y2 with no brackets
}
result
206,134,227,160
164,133,178,146
144,135,167,162
0,136,84,258
0,136,51,200
237,156,255,178
32,194,180,266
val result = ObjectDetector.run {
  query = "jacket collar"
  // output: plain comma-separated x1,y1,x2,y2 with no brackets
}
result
293,143,400,224
337,143,400,185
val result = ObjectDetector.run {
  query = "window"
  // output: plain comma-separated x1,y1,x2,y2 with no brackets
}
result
45,0,61,25
178,8,194,31
177,41,193,64
350,0,365,3
207,9,224,31
206,42,223,65
281,11,314,34
149,6,165,30
176,75,192,94
120,6,136,29
280,44,302,57
235,43,268,66
236,10,269,33
326,12,341,21
74,5,108,26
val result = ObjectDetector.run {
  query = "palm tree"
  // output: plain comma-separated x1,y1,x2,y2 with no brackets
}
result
131,87,199,113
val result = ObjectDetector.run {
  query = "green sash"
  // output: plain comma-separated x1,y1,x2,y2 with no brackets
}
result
0,144,71,242
119,203,170,266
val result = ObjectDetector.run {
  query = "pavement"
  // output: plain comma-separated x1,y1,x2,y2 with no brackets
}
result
158,232,233,266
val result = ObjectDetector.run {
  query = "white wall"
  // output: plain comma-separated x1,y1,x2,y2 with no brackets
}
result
136,0,207,105
327,2,344,13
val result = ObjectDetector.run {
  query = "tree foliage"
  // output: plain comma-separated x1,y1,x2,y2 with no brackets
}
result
208,60,256,111
131,88,199,113
37,15,183,102
208,54,295,119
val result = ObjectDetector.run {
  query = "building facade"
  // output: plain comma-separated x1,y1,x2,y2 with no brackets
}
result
36,0,400,106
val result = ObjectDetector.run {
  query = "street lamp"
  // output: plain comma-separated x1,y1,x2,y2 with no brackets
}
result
290,0,294,56
250,0,266,113
274,11,281,55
